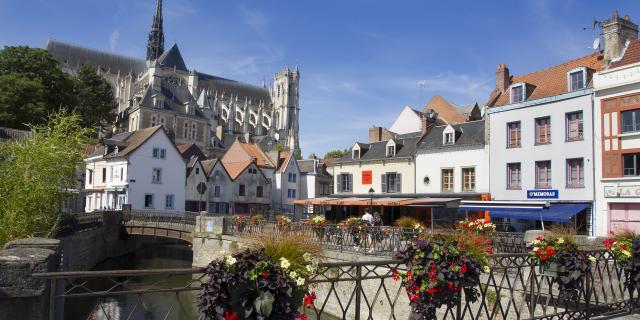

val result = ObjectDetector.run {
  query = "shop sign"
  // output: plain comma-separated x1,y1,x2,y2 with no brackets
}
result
362,170,372,185
527,189,559,199
604,185,640,198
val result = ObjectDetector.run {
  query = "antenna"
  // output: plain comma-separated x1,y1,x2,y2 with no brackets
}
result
417,80,427,106
583,17,602,31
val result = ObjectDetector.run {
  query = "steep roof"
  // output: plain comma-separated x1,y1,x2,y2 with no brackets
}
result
240,143,275,168
44,39,147,75
489,52,603,107
223,160,253,180
610,39,640,68
297,160,316,174
417,120,485,153
423,95,465,124
276,151,292,173
177,143,205,160
103,126,164,159
157,43,187,71
201,159,217,175
334,136,420,164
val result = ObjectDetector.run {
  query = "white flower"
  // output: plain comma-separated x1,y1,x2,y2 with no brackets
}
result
531,240,540,245
532,247,540,252
296,277,305,286
557,238,564,244
622,250,631,257
289,271,298,279
225,256,237,266
306,264,317,273
280,257,291,269
588,255,596,263
303,252,312,262
483,265,491,273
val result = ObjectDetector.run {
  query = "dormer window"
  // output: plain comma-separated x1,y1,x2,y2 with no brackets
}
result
353,148,360,159
186,105,195,115
568,67,587,91
444,132,454,145
510,83,525,104
387,145,395,157
154,99,163,109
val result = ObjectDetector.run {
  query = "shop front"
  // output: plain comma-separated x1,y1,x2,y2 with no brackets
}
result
603,185,640,233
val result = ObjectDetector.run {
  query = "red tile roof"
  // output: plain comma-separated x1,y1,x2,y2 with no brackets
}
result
422,95,465,124
610,39,640,68
240,143,274,168
223,160,253,180
489,52,603,107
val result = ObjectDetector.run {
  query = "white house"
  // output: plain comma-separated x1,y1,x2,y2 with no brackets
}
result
84,126,186,212
269,151,302,215
298,159,333,214
202,159,233,214
185,157,208,212
482,53,602,234
593,12,640,235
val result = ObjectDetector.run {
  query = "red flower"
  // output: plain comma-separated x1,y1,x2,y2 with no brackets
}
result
536,235,543,241
459,264,467,274
545,247,556,256
410,294,420,302
391,269,400,281
261,271,269,279
427,287,438,294
299,313,308,320
603,238,615,249
224,310,239,320
303,292,317,308
406,270,413,278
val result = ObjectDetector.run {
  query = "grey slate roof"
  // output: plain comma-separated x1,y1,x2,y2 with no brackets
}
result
200,77,272,103
157,44,187,71
416,120,485,153
334,136,421,164
297,160,316,174
44,39,147,75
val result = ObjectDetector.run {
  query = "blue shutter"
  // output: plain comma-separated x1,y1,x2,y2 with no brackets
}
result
381,174,387,193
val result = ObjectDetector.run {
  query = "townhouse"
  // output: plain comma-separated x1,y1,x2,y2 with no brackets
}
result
593,11,640,235
297,158,333,215
269,151,302,216
84,126,186,212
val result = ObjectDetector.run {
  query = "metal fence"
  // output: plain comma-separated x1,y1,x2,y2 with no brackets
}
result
33,250,637,320
222,220,527,255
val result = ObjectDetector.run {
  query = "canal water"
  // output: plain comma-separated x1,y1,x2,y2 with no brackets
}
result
64,239,199,320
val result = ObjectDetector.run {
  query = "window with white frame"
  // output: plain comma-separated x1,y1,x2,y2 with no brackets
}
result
353,148,360,159
338,173,352,193
444,132,454,145
288,173,297,182
535,160,552,189
623,153,640,176
622,109,640,133
381,172,402,193
462,168,475,192
152,168,162,184
191,122,197,140
154,99,163,109
507,163,521,189
441,169,454,192
566,158,584,188
165,194,174,209
566,111,584,141
568,67,587,91
510,83,525,103
387,145,395,157
535,117,551,145
507,121,521,148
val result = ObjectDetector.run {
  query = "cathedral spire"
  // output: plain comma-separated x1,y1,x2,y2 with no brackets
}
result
146,0,165,61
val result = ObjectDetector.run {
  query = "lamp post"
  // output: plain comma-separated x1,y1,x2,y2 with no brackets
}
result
368,187,375,214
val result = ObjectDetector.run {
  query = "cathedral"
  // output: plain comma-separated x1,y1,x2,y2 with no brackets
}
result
44,0,300,154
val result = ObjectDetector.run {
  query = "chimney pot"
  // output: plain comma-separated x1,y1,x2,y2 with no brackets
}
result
496,64,510,94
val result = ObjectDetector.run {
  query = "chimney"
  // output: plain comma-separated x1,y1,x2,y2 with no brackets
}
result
369,126,383,143
420,111,438,136
602,10,639,65
496,64,510,94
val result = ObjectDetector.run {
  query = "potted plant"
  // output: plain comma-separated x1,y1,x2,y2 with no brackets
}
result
307,215,327,240
393,230,492,319
197,233,320,320
603,232,640,290
276,215,293,229
394,216,425,240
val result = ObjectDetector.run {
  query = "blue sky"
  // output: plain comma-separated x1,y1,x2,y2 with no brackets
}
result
1,1,640,157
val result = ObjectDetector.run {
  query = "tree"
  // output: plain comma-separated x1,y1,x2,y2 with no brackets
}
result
72,64,117,130
323,149,346,159
0,110,92,245
0,46,74,129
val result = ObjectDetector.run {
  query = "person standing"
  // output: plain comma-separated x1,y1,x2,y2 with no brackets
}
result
369,212,383,253
361,209,373,225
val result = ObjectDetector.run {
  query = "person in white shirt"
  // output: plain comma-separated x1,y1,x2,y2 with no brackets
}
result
361,210,373,225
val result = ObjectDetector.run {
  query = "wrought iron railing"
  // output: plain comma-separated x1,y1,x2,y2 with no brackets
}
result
123,210,199,232
222,220,526,255
33,251,637,320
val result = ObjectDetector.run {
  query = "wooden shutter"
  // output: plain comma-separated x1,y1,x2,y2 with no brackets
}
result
397,173,402,193
381,174,387,193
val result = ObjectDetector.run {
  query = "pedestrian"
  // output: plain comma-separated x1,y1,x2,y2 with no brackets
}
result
361,209,373,225
368,212,383,253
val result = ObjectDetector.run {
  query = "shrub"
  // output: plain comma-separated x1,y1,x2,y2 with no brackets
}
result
395,216,419,229
250,214,266,224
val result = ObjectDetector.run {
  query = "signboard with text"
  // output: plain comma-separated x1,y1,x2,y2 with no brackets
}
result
527,189,559,199
604,185,640,198
362,170,372,185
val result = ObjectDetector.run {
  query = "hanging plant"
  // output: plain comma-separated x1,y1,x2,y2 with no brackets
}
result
603,232,640,291
341,217,368,245
528,235,593,300
306,215,327,239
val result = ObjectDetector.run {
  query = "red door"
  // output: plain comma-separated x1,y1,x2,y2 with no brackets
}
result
609,203,640,233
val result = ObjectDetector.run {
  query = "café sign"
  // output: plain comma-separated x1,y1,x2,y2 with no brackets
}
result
604,185,640,198
527,189,559,199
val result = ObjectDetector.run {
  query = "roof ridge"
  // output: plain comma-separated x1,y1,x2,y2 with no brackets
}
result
45,38,145,64
511,51,602,80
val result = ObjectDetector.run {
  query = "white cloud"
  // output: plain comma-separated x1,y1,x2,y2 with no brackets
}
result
239,5,270,34
108,29,120,51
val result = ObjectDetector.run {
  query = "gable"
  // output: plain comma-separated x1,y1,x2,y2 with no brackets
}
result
389,106,423,134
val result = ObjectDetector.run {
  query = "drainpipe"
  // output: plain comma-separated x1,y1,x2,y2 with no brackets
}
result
590,91,597,236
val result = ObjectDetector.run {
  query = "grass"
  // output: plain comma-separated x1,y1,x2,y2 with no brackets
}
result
250,233,322,272
395,216,419,229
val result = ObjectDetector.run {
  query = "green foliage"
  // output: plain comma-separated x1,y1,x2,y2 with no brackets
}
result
395,216,419,228
72,64,117,130
293,149,302,160
323,149,346,159
0,110,92,245
274,143,285,152
252,233,322,274
0,46,74,129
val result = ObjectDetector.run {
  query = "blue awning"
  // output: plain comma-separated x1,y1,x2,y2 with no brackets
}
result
485,204,589,222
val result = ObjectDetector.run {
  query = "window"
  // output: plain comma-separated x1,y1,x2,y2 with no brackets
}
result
191,123,197,140
567,158,584,188
153,147,159,158
288,173,297,182
257,186,263,198
381,173,402,193
569,69,586,91
444,132,454,145
535,161,552,189
186,106,194,115
152,168,162,184
287,189,296,198
120,168,124,181
151,115,158,126
183,124,188,139
214,186,221,197
353,149,360,159
623,153,640,176
507,122,521,148
338,173,352,193
462,168,475,192
239,184,246,196
387,145,395,157
195,167,200,174
248,168,257,174
144,194,154,208
102,168,107,183
511,84,525,103
566,111,584,141
441,169,454,192
154,99,162,109
622,109,640,133
160,148,166,159
535,117,551,144
507,163,521,189
165,194,174,209
87,169,93,184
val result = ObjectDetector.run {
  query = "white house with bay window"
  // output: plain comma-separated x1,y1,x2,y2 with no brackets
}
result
483,54,601,234
84,126,186,212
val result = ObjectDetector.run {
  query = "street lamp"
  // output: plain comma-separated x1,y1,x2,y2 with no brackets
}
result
368,187,375,213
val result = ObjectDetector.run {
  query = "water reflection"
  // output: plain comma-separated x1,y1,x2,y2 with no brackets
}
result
64,239,198,320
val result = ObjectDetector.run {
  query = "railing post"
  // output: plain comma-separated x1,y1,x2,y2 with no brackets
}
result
48,278,56,320
355,264,361,320
585,265,591,319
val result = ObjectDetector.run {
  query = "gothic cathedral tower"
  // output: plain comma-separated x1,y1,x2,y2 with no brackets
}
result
272,66,300,154
146,0,165,61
